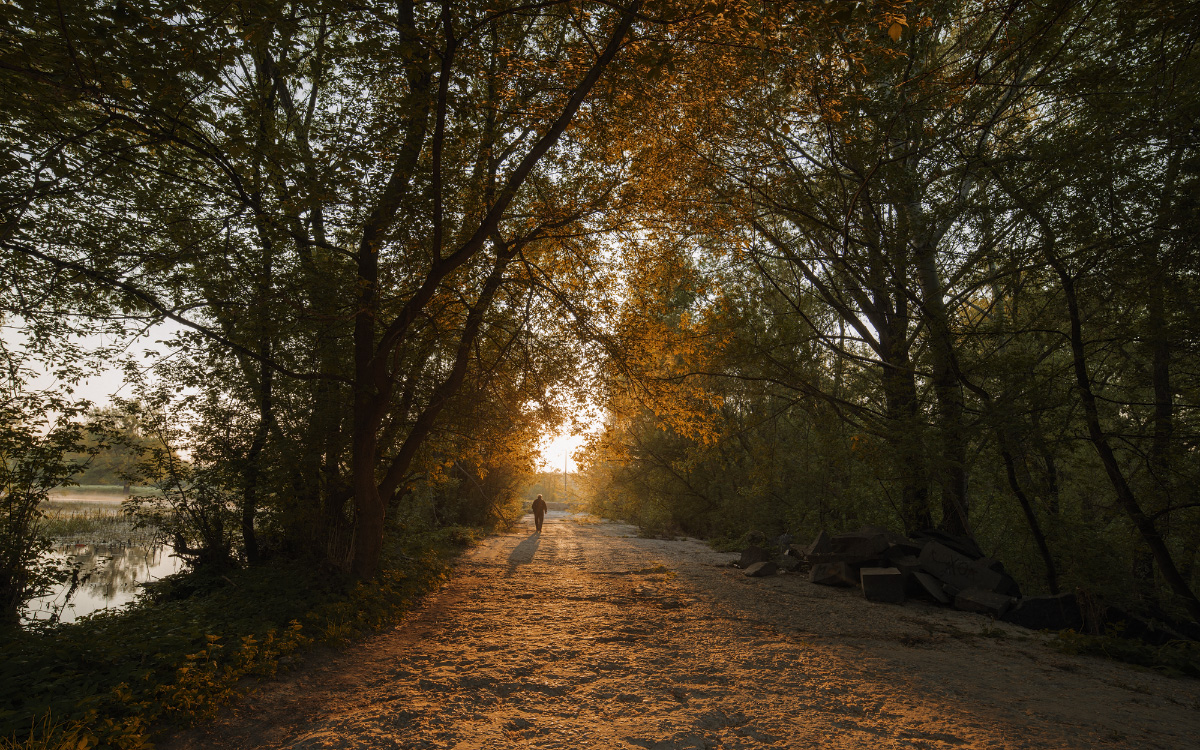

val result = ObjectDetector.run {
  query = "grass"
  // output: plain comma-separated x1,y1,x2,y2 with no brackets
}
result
38,506,151,545
50,487,161,497
708,537,744,553
1051,629,1200,677
0,525,474,750
707,530,773,553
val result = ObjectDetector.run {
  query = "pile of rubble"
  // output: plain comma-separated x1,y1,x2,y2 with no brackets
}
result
734,526,1083,631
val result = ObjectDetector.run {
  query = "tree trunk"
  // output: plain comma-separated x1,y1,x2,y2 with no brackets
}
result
345,2,642,578
241,353,272,565
350,411,385,578
997,428,1059,594
880,347,932,535
913,240,971,536
350,208,387,577
1048,251,1200,622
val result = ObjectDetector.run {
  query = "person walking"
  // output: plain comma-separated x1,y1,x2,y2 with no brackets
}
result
532,493,548,533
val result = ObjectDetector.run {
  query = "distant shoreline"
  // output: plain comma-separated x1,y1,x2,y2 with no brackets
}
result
48,486,160,504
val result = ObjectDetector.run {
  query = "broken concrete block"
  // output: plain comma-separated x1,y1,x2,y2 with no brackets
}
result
809,561,857,587
806,551,871,565
919,541,1004,593
978,556,1005,573
885,540,926,560
1001,593,1083,632
913,529,984,560
744,561,778,578
737,545,770,569
978,557,1022,597
997,574,1021,598
860,567,905,603
912,571,952,604
954,588,1015,617
830,531,890,559
779,555,804,573
805,530,832,557
886,554,922,578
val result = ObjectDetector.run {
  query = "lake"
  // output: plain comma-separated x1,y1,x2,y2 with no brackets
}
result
22,543,185,624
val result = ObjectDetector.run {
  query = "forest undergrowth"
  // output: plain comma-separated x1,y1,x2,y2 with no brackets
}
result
0,525,480,750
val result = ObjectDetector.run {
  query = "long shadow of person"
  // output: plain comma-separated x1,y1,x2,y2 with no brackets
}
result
505,533,541,577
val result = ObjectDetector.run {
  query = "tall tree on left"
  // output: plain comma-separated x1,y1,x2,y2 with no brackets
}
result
1,0,651,577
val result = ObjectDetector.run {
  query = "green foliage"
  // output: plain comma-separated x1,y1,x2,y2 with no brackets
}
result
522,472,581,507
0,713,98,750
67,407,160,489
36,506,135,543
1052,630,1200,678
2,0,649,580
0,378,93,625
0,527,464,750
583,0,1200,623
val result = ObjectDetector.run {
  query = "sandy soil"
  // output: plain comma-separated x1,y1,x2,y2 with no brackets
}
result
161,514,1200,750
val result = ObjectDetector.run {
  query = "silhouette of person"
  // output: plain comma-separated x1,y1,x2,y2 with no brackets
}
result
532,493,548,533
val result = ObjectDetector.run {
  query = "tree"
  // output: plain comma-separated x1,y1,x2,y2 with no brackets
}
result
583,0,1200,619
981,0,1200,618
0,372,91,624
2,0,668,578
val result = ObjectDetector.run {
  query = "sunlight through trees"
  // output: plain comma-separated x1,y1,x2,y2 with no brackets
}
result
3,0,1198,633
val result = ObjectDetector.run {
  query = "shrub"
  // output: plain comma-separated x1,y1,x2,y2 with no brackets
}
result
0,527,466,750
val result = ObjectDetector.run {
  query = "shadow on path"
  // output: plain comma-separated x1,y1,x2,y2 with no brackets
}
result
505,533,541,576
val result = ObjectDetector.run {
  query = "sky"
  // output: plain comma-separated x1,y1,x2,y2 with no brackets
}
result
3,322,171,405
10,319,597,474
537,428,589,474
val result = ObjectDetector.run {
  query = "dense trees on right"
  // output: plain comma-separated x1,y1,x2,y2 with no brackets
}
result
584,0,1200,621
3,0,1196,626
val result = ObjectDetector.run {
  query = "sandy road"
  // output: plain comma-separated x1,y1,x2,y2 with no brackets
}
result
163,514,1200,750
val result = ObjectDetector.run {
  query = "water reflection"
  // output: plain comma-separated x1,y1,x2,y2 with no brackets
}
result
23,544,185,624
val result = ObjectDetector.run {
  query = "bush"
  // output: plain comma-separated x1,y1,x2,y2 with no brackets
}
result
1052,629,1200,678
0,390,94,626
0,527,467,750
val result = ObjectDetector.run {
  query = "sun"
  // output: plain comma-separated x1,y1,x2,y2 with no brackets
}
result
537,429,587,473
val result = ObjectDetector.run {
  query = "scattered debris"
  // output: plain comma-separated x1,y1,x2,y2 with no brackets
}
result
735,545,770,569
733,526,1185,645
808,561,857,587
804,530,831,557
778,554,804,573
860,567,905,603
743,561,778,578
954,588,1016,618
829,529,890,560
792,526,1037,622
912,571,951,604
918,542,1005,594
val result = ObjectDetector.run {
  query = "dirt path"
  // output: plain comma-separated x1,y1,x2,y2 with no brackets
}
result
163,515,1200,750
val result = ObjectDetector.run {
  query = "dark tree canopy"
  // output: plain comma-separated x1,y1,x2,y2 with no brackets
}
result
2,0,1199,625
